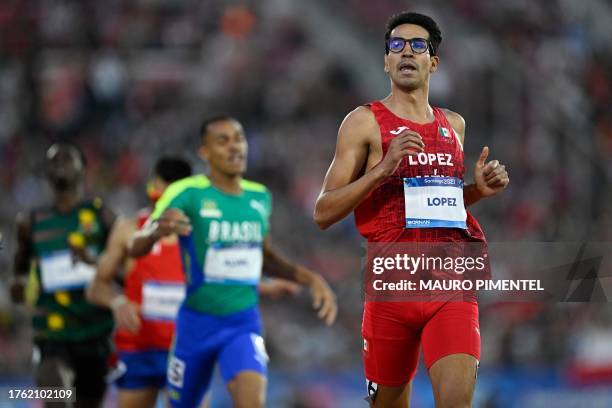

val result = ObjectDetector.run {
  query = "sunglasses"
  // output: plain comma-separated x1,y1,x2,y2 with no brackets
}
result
387,37,433,55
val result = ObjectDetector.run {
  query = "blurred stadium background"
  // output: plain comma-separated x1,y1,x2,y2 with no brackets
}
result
1,0,612,407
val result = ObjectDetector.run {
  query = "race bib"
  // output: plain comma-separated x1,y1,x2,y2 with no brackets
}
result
204,243,262,285
403,176,467,229
141,281,185,321
39,250,96,292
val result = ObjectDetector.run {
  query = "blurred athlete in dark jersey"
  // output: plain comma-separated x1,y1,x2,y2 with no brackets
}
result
12,143,116,408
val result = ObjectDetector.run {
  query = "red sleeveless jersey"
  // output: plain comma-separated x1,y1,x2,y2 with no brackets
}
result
114,208,185,352
354,101,486,243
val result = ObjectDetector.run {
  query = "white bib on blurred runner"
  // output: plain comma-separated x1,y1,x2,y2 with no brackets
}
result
39,250,96,292
141,281,185,321
204,243,262,285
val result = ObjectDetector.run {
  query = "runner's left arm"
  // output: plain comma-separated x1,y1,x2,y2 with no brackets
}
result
464,146,510,206
444,109,510,206
87,218,133,307
87,218,142,333
262,237,337,325
258,278,301,299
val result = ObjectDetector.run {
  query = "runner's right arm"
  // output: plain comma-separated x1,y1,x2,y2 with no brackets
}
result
129,185,192,257
314,106,424,229
128,208,191,257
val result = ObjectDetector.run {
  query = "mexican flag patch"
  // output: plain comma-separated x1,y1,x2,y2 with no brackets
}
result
439,127,450,138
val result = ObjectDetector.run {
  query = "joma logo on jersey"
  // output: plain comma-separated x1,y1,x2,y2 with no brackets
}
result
208,220,262,242
408,152,454,166
389,126,409,135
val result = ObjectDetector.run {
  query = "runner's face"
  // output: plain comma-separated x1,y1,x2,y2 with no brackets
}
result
384,24,438,91
151,176,169,192
199,119,247,176
46,145,83,191
147,176,168,202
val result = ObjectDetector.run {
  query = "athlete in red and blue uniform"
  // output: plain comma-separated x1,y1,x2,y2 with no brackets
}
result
111,209,184,387
315,12,510,407
87,157,193,408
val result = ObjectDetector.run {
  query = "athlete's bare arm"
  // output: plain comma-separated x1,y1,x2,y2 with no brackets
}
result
87,218,134,307
314,106,425,229
11,212,32,303
87,218,141,332
128,208,191,257
262,237,337,325
443,109,510,206
128,222,159,258
258,279,301,298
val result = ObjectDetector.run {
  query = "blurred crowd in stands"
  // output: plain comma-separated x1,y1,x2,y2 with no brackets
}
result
1,0,612,394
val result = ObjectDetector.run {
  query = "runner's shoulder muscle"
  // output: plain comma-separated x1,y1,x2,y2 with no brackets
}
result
338,106,379,149
330,106,380,183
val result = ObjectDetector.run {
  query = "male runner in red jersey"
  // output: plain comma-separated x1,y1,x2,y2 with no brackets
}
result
314,12,509,408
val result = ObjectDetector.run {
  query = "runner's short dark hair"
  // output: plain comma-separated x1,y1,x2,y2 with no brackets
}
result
385,12,442,55
199,113,238,142
154,157,192,183
47,142,87,168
